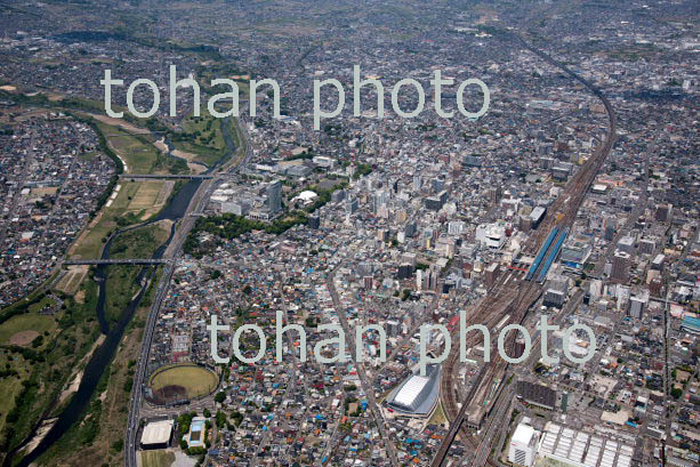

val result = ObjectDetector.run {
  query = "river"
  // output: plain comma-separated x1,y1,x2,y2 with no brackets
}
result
9,117,236,467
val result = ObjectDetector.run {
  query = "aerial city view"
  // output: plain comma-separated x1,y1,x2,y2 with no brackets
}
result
0,1,697,466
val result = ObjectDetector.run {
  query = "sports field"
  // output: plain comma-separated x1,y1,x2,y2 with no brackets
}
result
0,313,56,346
140,449,175,467
148,364,218,402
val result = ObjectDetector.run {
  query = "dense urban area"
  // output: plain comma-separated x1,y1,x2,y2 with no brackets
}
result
0,1,697,467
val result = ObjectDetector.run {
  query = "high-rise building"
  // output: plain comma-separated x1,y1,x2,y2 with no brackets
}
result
266,180,282,213
401,253,417,267
347,197,359,214
416,269,424,291
397,264,413,280
331,189,346,203
611,250,631,283
604,217,616,241
543,288,566,308
404,222,417,238
413,174,422,190
374,190,390,213
638,238,656,255
485,262,500,288
307,215,320,229
655,203,673,222
629,289,649,320
508,420,539,466
448,221,465,236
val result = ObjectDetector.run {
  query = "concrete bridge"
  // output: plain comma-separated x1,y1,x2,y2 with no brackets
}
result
64,259,171,266
119,174,213,180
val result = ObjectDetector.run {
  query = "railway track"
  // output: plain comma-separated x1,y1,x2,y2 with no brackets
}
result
431,28,617,467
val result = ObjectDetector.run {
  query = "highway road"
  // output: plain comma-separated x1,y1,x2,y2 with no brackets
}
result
125,117,252,467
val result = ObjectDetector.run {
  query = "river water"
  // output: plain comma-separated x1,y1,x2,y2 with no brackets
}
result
10,116,236,466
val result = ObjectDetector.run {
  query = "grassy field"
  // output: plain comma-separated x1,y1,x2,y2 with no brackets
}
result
0,313,57,346
0,351,29,438
94,122,186,175
27,296,58,314
141,449,176,467
104,222,170,323
0,67,225,467
127,180,174,219
0,278,102,458
69,180,170,259
173,110,228,166
69,116,186,260
35,278,166,466
149,364,219,398
110,221,171,260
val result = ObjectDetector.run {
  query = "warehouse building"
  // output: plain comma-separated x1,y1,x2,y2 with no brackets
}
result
538,421,634,467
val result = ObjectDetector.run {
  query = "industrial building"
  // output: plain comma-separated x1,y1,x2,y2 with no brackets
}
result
537,421,634,467
516,381,558,411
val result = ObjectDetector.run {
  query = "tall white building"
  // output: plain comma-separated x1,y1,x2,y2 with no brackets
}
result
448,221,465,236
476,223,507,249
508,420,539,466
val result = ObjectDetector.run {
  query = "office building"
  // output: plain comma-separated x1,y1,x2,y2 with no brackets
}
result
508,420,539,466
611,250,631,283
655,203,673,222
629,290,649,319
266,180,282,213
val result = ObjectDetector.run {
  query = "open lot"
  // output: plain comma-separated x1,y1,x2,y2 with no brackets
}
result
54,266,90,296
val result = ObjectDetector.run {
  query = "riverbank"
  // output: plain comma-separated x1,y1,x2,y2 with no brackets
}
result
0,98,200,467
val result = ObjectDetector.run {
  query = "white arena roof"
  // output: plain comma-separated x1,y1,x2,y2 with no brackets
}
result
393,375,430,408
140,420,174,446
386,364,441,415
292,190,318,204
